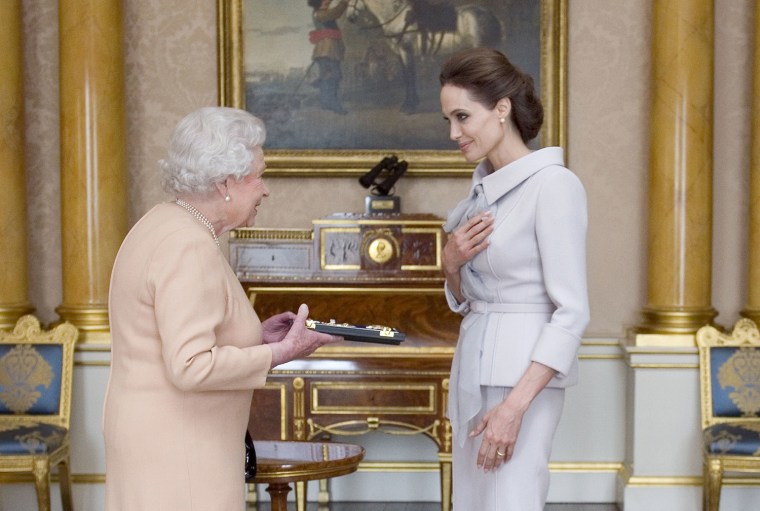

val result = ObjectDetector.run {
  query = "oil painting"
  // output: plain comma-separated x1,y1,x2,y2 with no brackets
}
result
218,0,565,175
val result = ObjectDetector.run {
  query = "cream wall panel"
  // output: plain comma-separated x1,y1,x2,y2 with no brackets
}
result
630,365,701,475
720,490,760,509
307,433,442,503
621,351,703,511
123,0,218,222
712,0,753,328
253,176,472,229
0,485,63,511
620,486,701,511
553,345,627,462
549,472,618,503
0,485,104,511
70,486,105,511
69,362,110,474
621,486,760,511
23,0,61,326
567,0,651,337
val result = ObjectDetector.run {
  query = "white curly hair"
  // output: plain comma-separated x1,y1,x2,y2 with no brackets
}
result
159,107,266,195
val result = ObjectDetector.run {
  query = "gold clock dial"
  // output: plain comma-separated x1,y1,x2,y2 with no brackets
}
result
367,237,394,263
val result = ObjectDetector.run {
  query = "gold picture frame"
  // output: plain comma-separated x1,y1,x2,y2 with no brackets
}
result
218,0,566,177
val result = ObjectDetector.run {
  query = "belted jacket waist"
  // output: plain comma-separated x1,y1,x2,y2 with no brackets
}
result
469,301,556,314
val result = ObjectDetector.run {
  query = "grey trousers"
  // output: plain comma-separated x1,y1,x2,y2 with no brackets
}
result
452,385,565,510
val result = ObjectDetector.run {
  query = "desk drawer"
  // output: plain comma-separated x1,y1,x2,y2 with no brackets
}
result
251,381,291,440
311,381,438,415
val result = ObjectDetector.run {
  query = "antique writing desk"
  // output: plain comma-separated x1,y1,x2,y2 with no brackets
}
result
230,214,459,510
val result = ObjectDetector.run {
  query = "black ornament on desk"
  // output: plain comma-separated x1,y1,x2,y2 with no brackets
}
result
359,155,397,189
359,154,408,215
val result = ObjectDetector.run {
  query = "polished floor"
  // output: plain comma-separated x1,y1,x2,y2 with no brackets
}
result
249,503,619,510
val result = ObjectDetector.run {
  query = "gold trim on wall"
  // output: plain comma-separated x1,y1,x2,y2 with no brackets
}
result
616,463,760,488
216,0,568,176
540,0,568,154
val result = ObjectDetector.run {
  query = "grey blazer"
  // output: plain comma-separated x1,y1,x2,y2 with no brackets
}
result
443,147,590,444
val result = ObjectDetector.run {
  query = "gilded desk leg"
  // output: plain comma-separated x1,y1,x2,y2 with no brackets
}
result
58,455,74,511
438,452,452,511
265,483,291,511
32,457,51,511
439,382,453,511
295,480,307,511
317,477,330,509
704,458,723,511
245,483,258,504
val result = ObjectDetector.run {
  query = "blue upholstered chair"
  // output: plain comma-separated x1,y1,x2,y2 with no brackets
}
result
696,318,760,511
0,315,78,511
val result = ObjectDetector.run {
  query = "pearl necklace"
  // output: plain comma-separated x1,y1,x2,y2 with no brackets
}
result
175,198,220,247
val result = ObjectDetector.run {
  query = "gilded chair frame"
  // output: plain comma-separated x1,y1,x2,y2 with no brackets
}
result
0,315,78,511
696,318,760,511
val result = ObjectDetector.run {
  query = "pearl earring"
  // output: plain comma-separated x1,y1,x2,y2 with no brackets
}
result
499,117,506,124
225,195,231,202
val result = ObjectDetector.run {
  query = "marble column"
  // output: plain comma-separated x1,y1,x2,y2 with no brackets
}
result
742,3,760,326
56,0,128,345
0,0,35,328
621,3,714,508
635,0,717,344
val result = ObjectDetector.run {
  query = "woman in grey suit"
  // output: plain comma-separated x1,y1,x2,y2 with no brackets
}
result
439,48,589,510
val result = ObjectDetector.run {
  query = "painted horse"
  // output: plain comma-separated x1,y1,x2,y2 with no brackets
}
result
347,0,503,112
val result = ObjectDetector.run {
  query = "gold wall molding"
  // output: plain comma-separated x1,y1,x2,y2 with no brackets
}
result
617,463,758,488
0,307,35,331
356,461,440,472
627,363,699,370
624,341,699,369
54,306,111,348
22,461,628,480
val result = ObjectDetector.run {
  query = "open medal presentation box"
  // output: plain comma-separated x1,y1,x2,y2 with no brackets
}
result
229,213,459,509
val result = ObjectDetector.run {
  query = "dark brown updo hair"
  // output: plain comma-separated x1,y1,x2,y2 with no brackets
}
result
439,47,543,143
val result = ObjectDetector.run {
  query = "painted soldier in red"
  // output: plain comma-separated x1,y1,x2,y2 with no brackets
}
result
308,0,349,114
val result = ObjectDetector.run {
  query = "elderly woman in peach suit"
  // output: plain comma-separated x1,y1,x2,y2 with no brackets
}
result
103,107,340,510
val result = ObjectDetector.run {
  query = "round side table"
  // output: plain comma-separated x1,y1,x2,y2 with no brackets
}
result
252,440,365,511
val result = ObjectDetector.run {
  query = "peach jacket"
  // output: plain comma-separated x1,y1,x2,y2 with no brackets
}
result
104,203,272,510
443,147,590,445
